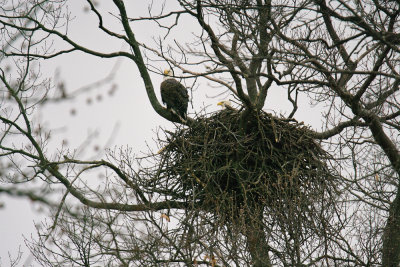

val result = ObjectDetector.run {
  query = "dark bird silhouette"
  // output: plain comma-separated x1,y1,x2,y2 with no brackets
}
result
160,69,189,118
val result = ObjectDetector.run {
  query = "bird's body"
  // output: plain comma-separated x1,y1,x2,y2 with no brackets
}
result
160,70,189,118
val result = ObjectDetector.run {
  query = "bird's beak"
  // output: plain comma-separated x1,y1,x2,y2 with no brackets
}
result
217,101,223,106
163,70,169,75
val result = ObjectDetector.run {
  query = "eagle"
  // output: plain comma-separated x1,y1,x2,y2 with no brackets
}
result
160,69,189,118
217,100,235,111
217,100,232,109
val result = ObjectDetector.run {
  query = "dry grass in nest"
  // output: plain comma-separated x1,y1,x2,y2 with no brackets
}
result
158,109,335,223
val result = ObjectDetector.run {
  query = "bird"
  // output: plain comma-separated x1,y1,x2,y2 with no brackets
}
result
217,100,237,111
217,100,232,109
160,69,189,119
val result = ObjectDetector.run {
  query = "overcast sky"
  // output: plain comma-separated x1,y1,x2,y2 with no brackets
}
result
0,1,324,265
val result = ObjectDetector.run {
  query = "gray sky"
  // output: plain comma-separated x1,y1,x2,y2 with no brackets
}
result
0,1,324,265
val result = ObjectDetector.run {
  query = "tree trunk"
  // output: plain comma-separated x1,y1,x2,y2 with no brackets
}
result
382,190,400,267
244,208,272,267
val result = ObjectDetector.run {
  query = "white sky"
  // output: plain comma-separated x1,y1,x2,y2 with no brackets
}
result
0,1,324,265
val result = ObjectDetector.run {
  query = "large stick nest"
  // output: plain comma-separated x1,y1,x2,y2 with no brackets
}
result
159,109,335,222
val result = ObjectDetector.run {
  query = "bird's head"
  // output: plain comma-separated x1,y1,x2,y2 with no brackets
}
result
163,69,173,81
217,100,232,109
163,69,173,76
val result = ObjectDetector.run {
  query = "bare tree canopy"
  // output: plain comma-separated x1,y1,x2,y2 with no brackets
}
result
1,0,400,266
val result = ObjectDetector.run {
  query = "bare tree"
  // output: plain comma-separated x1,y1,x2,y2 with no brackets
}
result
1,0,400,266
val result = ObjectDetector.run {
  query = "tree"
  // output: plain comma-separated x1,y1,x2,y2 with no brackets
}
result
1,0,400,266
